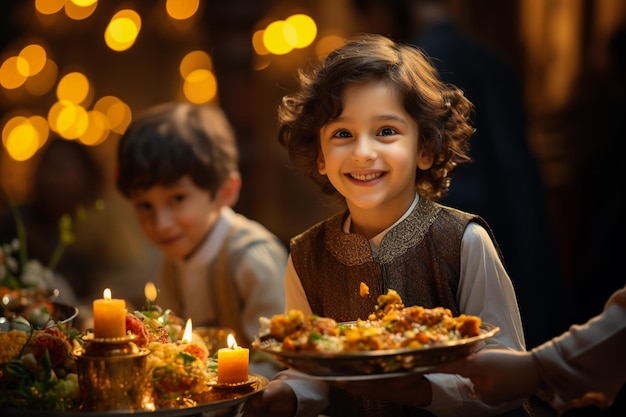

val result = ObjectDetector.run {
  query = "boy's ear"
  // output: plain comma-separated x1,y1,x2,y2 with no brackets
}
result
317,152,326,175
216,172,241,207
417,149,434,170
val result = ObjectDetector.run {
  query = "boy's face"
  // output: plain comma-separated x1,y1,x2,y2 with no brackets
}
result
129,176,221,259
317,80,432,230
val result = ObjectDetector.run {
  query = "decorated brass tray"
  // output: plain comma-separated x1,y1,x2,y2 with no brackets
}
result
0,373,268,417
253,322,499,380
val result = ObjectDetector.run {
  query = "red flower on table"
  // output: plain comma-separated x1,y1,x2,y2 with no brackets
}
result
23,327,72,368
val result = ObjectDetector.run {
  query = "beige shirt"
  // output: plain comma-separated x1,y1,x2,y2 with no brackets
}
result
158,206,287,345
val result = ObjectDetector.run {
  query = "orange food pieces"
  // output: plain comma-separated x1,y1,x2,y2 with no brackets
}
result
264,289,483,353
359,282,369,297
456,314,481,337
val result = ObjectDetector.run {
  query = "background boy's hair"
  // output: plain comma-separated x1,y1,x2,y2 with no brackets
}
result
116,101,238,197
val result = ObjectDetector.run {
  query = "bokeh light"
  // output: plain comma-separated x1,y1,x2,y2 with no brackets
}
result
183,69,217,104
105,9,141,52
101,99,132,134
35,0,65,15
285,14,317,48
56,72,91,105
263,21,296,55
315,34,346,59
252,30,269,55
79,110,110,146
166,0,199,21
2,115,48,161
18,44,47,76
65,0,98,20
72,0,98,6
179,50,213,78
0,56,28,89
48,100,89,139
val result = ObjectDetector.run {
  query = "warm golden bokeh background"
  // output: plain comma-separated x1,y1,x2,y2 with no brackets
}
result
0,5,624,406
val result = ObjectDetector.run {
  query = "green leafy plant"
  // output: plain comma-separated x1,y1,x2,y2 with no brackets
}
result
0,198,105,291
0,326,83,411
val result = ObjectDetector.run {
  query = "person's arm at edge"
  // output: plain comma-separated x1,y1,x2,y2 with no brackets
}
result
532,284,626,412
431,285,626,413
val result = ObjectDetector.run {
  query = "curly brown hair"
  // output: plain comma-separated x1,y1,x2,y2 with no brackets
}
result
277,33,474,201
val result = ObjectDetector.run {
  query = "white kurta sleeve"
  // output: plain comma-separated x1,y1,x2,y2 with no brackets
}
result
424,222,527,417
281,256,328,416
284,255,313,315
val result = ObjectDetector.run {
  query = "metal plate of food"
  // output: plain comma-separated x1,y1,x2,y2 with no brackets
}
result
253,322,499,380
0,373,269,417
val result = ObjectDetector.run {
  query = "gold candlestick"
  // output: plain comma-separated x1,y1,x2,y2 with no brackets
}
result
75,334,153,412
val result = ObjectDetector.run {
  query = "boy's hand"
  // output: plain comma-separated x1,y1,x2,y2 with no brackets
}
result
243,379,297,417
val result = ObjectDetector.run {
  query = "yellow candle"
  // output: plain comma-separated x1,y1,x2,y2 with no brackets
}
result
217,334,249,384
93,288,126,339
144,281,157,302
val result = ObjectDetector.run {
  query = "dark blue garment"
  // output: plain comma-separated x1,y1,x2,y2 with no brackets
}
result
413,20,566,348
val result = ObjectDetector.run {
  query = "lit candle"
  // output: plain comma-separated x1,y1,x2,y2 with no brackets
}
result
177,319,209,363
143,281,161,314
93,288,126,339
181,318,193,343
217,334,249,384
144,281,158,303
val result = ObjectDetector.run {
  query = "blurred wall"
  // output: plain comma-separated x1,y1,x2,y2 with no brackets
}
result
0,0,624,339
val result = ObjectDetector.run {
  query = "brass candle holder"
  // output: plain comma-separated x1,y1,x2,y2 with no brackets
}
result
75,334,153,412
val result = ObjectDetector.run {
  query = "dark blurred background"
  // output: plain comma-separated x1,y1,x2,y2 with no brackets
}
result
0,2,624,414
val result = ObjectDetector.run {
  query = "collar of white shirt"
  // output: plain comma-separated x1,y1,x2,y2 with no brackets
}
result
342,194,419,259
178,206,234,275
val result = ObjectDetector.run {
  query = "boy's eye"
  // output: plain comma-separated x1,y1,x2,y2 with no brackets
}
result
134,201,152,212
332,129,352,139
378,127,397,136
171,193,187,204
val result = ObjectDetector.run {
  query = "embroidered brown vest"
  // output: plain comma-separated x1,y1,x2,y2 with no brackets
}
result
289,197,504,417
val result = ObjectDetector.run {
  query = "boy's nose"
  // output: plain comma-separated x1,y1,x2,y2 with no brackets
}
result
154,208,174,231
352,135,377,162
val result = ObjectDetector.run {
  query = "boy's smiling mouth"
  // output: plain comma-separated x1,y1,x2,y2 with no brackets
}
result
348,172,384,181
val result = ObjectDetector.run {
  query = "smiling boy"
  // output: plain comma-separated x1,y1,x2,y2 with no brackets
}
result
116,102,287,378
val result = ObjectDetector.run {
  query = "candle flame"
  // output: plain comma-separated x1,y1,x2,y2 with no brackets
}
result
181,318,193,343
227,333,238,349
144,282,157,302
103,288,112,300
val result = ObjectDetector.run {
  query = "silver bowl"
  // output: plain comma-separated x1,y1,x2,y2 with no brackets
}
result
51,302,79,329
1,287,65,328
1,287,59,312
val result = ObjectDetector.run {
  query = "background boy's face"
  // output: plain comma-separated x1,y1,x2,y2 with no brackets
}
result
129,175,221,259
